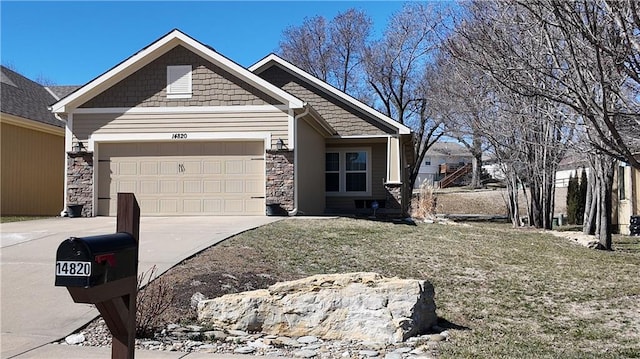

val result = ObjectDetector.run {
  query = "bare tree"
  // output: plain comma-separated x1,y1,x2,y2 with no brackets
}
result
446,2,576,229
329,9,372,93
279,9,371,94
447,0,638,248
426,53,492,188
279,15,332,82
363,3,451,190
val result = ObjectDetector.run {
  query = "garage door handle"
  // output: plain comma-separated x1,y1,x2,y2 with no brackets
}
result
251,196,265,199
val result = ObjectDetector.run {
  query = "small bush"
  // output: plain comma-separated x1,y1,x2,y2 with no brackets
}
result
136,265,174,338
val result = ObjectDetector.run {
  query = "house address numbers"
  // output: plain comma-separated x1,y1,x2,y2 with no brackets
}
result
172,133,188,139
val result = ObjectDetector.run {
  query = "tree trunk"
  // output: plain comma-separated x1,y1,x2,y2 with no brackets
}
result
471,152,483,189
470,136,483,189
542,168,555,230
505,170,521,228
583,166,597,235
596,157,615,250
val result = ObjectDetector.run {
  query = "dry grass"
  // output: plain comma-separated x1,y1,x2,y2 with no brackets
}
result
412,183,437,221
163,218,640,358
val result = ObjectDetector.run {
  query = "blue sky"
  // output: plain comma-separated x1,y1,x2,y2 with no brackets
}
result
1,1,408,86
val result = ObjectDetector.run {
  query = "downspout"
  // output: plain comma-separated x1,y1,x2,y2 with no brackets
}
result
288,104,310,216
54,112,69,217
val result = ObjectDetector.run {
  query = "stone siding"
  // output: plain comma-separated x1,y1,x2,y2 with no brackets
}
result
67,153,93,217
81,46,281,108
266,150,294,212
258,66,393,136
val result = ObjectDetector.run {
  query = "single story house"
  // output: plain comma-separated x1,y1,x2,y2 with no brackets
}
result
50,29,412,217
1,66,67,216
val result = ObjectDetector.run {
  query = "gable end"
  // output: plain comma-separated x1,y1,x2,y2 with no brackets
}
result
80,46,283,109
259,65,396,136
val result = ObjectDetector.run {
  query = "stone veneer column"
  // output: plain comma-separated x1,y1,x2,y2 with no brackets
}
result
384,183,403,212
265,150,294,212
67,152,93,217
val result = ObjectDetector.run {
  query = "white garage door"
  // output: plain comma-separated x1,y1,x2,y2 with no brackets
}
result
97,141,265,216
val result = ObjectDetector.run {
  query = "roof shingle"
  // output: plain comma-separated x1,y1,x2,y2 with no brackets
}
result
1,66,63,128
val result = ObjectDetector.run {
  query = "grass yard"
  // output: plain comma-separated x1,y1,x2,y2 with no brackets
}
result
160,218,640,359
0,216,51,223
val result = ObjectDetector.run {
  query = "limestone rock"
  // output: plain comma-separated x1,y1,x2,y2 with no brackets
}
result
198,272,436,344
190,292,206,309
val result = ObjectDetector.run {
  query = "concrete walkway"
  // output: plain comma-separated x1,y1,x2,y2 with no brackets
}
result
1,216,282,359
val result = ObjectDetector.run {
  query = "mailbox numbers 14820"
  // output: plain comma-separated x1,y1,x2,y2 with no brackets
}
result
56,261,91,276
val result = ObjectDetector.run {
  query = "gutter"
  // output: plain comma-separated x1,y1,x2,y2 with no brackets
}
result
53,113,69,217
288,104,310,216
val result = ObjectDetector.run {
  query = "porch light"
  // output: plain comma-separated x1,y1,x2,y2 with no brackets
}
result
276,138,286,150
73,141,86,153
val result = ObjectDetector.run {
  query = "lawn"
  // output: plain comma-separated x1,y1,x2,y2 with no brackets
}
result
159,218,640,359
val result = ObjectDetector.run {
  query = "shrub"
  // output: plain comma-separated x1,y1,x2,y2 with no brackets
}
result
566,172,578,225
566,169,587,225
136,265,174,338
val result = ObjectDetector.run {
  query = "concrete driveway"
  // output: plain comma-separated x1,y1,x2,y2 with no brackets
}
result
0,216,282,358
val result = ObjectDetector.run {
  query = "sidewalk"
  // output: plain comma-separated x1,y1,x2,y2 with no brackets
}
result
1,216,282,359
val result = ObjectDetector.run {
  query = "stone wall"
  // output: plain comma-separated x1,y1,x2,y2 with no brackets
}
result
67,153,93,217
266,150,294,212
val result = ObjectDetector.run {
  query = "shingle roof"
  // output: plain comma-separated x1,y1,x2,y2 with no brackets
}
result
46,85,81,100
426,142,472,157
0,66,63,128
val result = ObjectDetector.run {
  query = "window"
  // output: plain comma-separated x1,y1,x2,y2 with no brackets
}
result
325,149,370,195
424,157,431,166
167,65,192,98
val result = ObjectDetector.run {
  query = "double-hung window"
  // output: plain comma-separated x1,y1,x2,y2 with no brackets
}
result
325,148,371,195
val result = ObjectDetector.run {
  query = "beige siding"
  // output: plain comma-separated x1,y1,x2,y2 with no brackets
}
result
613,163,640,235
73,111,289,148
297,117,326,215
325,141,387,211
258,66,394,136
1,122,64,215
81,46,281,108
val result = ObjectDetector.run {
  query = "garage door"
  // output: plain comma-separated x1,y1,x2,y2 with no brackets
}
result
97,141,265,216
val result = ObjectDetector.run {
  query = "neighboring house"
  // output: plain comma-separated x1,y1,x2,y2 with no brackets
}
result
0,66,68,216
414,142,472,189
613,155,640,235
49,29,412,217
555,152,589,188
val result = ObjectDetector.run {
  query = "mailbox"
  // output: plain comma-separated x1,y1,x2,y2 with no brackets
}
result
55,232,137,288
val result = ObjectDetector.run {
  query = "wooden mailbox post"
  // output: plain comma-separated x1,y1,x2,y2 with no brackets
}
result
55,193,140,359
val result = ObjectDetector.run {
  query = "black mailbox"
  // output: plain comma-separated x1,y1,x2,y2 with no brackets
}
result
55,232,137,288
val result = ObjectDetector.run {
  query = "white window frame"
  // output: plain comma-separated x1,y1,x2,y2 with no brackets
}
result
166,65,192,99
325,147,371,196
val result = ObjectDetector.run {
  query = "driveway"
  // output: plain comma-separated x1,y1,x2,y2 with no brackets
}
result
0,216,282,358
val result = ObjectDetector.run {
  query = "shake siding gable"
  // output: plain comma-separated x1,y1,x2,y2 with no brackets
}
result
81,46,282,108
258,66,394,136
